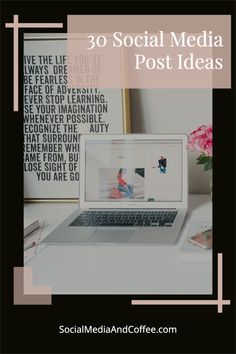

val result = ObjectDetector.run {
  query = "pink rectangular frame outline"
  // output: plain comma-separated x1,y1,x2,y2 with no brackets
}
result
132,253,231,313
5,15,63,112
4,16,231,310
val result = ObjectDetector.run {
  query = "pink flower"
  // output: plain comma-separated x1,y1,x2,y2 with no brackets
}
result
187,124,213,157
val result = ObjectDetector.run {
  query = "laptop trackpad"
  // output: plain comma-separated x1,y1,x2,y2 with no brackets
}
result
87,229,135,244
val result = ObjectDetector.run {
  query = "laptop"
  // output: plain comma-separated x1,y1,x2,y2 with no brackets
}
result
42,134,188,245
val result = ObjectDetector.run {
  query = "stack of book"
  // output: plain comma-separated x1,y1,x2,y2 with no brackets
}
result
24,218,43,262
24,218,39,238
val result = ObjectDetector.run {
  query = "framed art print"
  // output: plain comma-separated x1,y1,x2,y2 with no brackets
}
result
23,34,131,201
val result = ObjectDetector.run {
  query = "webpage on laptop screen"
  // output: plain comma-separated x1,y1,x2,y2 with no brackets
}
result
85,139,182,202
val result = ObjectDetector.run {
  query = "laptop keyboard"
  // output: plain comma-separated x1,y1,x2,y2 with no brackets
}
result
69,210,177,227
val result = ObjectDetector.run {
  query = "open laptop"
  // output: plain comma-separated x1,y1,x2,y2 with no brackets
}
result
42,134,188,245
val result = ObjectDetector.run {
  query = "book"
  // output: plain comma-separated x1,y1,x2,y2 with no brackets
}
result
23,220,46,264
24,218,39,237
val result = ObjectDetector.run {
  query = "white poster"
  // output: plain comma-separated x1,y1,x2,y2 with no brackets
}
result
23,36,129,200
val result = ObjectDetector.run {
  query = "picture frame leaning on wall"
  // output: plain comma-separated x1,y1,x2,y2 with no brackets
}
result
23,34,131,202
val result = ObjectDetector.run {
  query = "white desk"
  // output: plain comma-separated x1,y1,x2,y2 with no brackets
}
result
24,195,212,294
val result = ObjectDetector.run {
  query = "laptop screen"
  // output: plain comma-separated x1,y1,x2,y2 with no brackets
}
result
84,139,183,202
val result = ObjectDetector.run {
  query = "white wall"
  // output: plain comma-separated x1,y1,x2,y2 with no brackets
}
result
24,33,212,194
130,89,212,193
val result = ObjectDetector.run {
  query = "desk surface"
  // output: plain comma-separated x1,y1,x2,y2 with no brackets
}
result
24,195,212,295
